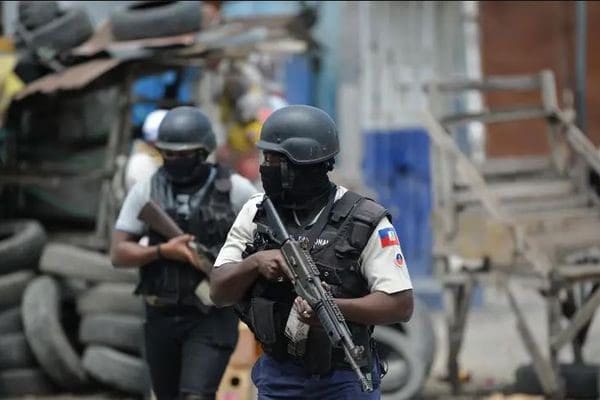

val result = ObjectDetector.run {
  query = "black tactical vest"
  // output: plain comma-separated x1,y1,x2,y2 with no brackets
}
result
135,165,237,309
236,189,390,374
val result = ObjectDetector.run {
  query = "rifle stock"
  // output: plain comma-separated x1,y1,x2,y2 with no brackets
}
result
137,200,212,275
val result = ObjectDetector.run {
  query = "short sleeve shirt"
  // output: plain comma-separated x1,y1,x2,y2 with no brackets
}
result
214,186,412,294
115,168,258,236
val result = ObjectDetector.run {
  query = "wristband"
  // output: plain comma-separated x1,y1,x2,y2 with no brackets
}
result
156,244,163,259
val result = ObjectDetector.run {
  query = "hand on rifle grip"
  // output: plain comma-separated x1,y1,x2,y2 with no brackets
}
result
159,234,201,268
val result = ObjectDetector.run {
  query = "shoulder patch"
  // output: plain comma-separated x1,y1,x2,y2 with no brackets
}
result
394,252,405,267
378,227,399,248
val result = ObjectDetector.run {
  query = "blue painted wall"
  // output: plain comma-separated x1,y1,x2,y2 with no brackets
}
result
363,128,433,278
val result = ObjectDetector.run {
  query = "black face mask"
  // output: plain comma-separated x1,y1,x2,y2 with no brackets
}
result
163,153,211,185
260,163,333,210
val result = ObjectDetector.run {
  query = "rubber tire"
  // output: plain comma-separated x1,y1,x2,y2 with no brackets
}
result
0,219,46,275
40,243,138,284
60,278,90,301
18,1,61,30
110,1,201,41
0,271,36,310
22,276,88,389
0,368,56,397
514,363,599,399
0,307,23,334
83,345,147,395
79,314,143,354
374,326,426,400
0,333,36,369
26,8,93,53
77,283,143,316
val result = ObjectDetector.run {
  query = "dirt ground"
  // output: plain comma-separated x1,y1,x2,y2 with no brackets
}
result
422,280,600,399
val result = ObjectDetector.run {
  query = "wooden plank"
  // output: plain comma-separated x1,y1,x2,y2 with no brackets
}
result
506,287,560,396
422,109,555,275
444,279,474,395
433,74,542,92
454,179,575,204
478,156,552,177
460,194,591,215
529,223,600,252
441,107,548,126
500,196,591,214
558,115,600,177
550,287,600,351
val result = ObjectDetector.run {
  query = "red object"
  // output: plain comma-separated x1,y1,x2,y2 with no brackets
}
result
378,227,400,247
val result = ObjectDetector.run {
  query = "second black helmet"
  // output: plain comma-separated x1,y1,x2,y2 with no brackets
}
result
156,106,216,153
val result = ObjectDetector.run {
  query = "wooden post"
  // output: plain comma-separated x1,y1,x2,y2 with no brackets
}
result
443,272,474,395
94,69,135,249
550,285,600,352
506,287,562,398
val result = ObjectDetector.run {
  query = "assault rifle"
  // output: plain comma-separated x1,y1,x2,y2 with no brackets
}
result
137,200,213,306
261,196,373,392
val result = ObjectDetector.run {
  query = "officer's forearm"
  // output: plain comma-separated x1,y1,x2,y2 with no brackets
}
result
209,259,260,307
111,242,160,268
335,289,414,325
110,230,158,268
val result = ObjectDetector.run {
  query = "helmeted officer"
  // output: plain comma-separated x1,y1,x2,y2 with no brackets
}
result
210,105,414,399
110,106,258,400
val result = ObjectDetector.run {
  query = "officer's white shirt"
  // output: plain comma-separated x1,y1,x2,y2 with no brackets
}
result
115,168,258,236
214,186,413,294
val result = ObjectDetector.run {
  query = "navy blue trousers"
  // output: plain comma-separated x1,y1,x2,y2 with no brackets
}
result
251,354,381,400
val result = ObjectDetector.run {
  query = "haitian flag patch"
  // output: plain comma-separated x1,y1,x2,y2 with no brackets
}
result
378,227,399,248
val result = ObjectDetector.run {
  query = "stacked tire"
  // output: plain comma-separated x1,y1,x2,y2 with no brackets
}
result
0,220,148,397
39,242,148,396
0,220,56,397
14,1,94,83
77,284,148,395
16,1,93,54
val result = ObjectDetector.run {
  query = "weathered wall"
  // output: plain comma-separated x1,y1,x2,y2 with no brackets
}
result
480,1,600,156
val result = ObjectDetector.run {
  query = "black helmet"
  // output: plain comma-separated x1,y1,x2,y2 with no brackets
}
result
156,106,216,153
257,105,339,165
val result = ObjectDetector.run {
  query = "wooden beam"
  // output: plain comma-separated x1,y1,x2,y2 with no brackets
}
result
558,264,600,281
441,107,548,126
550,288,600,351
454,179,575,204
478,156,552,176
506,287,561,396
421,110,554,276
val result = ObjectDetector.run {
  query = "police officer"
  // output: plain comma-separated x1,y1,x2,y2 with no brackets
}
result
110,106,257,400
210,105,414,399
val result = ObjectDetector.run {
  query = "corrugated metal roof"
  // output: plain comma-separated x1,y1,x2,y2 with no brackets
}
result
70,21,197,58
14,58,123,101
14,13,313,102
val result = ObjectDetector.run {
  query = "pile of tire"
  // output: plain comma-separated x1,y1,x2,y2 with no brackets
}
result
109,1,202,42
0,220,54,397
16,1,93,54
374,298,437,400
0,219,147,397
14,1,94,82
